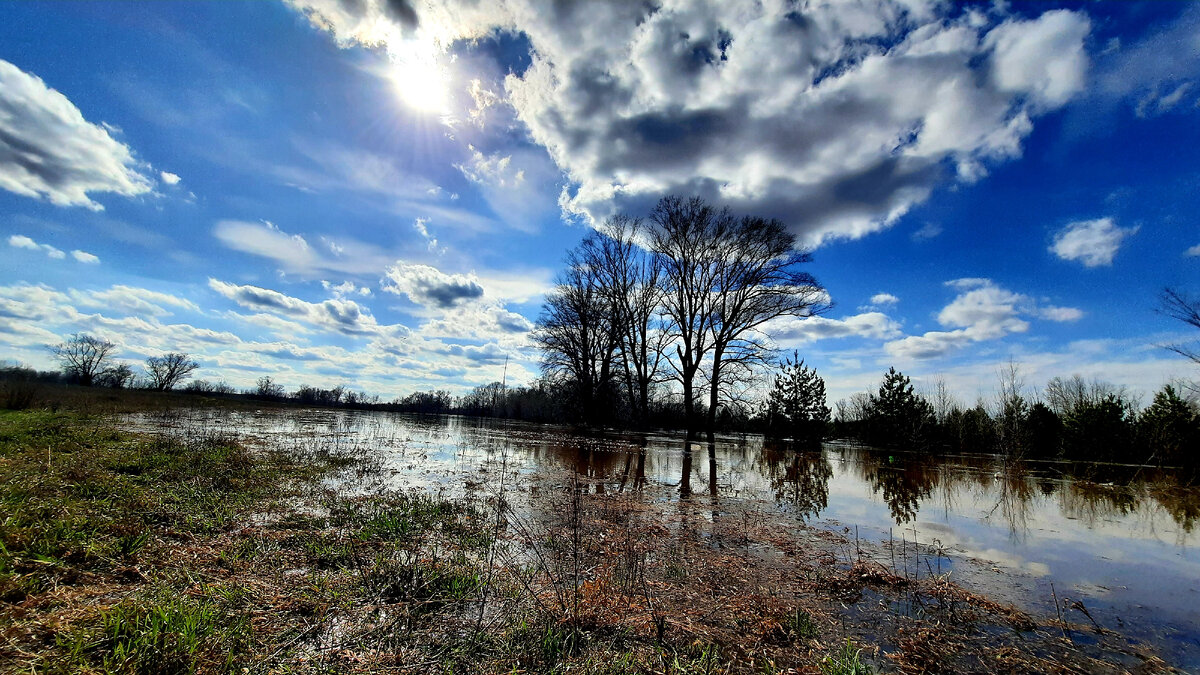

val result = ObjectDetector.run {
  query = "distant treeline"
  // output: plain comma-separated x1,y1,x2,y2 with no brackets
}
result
2,352,1198,474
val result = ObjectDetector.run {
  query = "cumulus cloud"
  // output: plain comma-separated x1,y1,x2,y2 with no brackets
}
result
70,250,99,264
322,280,372,298
291,0,1092,245
381,262,485,308
0,59,153,209
1038,305,1084,322
1185,243,1200,257
9,234,65,259
870,293,900,306
985,10,1089,108
768,312,903,345
208,278,380,335
159,171,181,185
1050,217,1138,267
884,279,1082,359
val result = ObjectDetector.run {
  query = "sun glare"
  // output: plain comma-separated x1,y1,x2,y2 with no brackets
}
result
388,42,450,114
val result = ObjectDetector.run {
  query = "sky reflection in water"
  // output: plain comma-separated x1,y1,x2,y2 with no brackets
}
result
126,408,1200,667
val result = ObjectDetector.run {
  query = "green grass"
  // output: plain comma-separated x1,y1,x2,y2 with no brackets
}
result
0,408,895,675
784,608,819,640
820,639,873,675
58,589,249,674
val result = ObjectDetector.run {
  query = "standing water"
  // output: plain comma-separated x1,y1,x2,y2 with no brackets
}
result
123,407,1200,669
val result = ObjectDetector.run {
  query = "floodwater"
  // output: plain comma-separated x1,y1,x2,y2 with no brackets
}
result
123,407,1200,668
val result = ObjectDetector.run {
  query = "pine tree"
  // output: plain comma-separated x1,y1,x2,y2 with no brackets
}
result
1138,385,1199,467
865,367,935,449
765,352,829,447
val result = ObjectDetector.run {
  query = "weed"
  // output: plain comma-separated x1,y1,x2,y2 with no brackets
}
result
820,639,873,675
784,608,819,640
59,589,248,674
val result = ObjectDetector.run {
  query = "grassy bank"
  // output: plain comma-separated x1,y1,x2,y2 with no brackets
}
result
0,410,1175,674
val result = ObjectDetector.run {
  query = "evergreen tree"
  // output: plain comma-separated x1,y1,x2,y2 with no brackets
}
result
1062,394,1134,461
1138,385,1199,467
765,352,829,446
865,367,935,450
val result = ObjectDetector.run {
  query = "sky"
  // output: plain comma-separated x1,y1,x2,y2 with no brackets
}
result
0,0,1197,407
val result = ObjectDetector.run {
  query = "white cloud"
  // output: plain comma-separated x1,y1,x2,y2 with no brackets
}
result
8,234,64,260
213,219,394,277
456,145,525,188
208,278,381,335
884,279,1082,360
911,222,942,241
870,293,899,306
453,144,559,233
474,267,555,305
769,312,903,345
1050,217,1138,267
381,262,484,309
1039,306,1084,322
0,279,537,397
1185,243,1200,257
70,250,99,264
160,171,181,185
8,235,39,250
322,280,372,298
1095,5,1200,117
0,59,153,209
71,285,197,317
289,1,1093,246
985,10,1090,108
937,283,1029,340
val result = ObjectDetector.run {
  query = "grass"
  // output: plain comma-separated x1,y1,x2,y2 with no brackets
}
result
784,608,819,640
0,410,344,671
820,640,873,675
0,406,1152,674
59,589,248,674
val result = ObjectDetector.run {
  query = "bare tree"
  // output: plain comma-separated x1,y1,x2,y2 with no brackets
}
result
96,363,136,389
649,196,731,433
49,333,118,386
703,213,829,431
532,255,622,424
577,215,669,425
255,375,285,398
929,376,958,423
145,352,200,391
1160,287,1200,365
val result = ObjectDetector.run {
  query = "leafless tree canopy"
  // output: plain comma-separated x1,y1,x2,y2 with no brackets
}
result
535,196,829,431
577,215,669,424
532,255,621,423
648,196,830,432
145,352,200,391
1160,287,1200,365
702,212,830,429
49,333,118,387
649,196,730,432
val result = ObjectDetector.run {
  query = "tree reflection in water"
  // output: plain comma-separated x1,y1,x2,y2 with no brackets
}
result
861,452,938,525
761,440,832,520
526,421,1199,539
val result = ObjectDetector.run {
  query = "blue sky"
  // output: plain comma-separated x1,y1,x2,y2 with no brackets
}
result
0,0,1197,406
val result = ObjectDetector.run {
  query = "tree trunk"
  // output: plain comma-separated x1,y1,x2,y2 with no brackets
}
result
682,374,695,437
706,347,724,432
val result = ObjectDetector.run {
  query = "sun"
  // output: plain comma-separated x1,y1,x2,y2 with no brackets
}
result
387,43,450,114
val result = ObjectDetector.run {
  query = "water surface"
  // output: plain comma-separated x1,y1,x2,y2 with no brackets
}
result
124,407,1200,668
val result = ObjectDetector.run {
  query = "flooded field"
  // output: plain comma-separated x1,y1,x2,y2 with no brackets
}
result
124,406,1200,670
